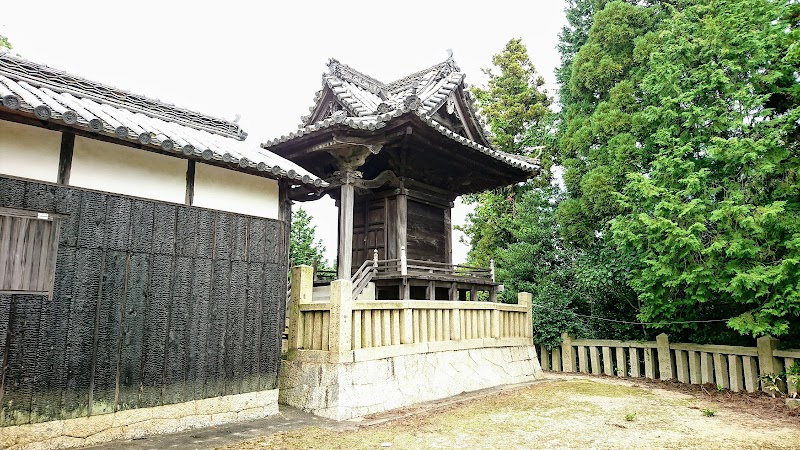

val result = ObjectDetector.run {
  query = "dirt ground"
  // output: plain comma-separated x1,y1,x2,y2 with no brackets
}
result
221,375,800,450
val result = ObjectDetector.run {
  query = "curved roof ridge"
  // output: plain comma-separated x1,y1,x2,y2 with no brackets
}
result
0,52,246,140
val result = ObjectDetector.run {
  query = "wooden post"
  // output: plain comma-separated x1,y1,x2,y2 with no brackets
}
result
757,335,783,393
561,333,576,372
449,282,458,301
400,246,408,276
329,279,353,360
615,347,627,377
288,265,314,352
656,333,674,380
518,292,532,338
338,182,355,279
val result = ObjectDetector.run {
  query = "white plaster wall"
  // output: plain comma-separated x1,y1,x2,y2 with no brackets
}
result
193,163,279,219
280,345,544,420
70,137,187,203
0,120,61,183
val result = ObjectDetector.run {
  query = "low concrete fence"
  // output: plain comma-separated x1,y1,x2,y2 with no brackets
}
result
281,265,542,420
539,333,799,395
287,265,532,361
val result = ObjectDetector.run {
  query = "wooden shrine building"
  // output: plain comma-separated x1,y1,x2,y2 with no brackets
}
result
264,56,539,301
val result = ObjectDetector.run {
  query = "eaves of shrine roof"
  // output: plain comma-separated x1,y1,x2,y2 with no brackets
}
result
0,50,326,189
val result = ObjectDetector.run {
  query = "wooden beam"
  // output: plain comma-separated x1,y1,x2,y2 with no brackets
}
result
57,132,74,185
338,182,355,279
185,160,196,206
444,207,452,265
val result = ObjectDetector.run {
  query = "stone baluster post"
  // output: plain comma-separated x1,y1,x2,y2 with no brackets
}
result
329,278,353,362
288,265,314,354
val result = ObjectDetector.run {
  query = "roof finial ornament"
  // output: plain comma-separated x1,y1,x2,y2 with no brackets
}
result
446,48,454,60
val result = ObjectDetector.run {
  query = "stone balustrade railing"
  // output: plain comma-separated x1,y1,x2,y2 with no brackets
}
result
539,333,800,395
286,265,532,363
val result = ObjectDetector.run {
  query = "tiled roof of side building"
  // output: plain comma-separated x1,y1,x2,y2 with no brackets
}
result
0,50,327,189
266,56,540,174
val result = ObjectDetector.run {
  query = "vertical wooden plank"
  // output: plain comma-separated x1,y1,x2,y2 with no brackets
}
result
729,355,744,393
551,346,562,372
713,353,729,389
152,204,176,255
247,219,267,264
206,259,230,398
391,310,401,346
175,207,198,258
602,347,613,376
352,310,362,350
742,356,759,393
589,347,601,375
0,294,10,409
785,358,797,396
578,346,589,373
54,186,80,247
62,248,102,419
57,132,75,185
104,197,132,251
31,247,75,421
675,350,690,384
77,191,106,249
0,177,26,209
258,262,281,391
363,310,373,348
130,200,154,254
629,348,640,377
539,345,550,371
162,257,193,405
643,348,656,379
223,260,247,396
688,351,702,384
187,258,211,400
615,347,627,377
241,262,263,393
0,216,11,289
701,352,714,385
1,294,44,426
195,210,215,259
231,216,248,262
140,254,173,407
91,251,127,415
24,182,56,212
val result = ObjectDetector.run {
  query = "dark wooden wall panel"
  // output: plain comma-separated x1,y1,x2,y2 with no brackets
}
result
117,253,148,411
0,294,44,426
141,255,173,407
0,176,287,426
187,258,212,400
206,260,230,399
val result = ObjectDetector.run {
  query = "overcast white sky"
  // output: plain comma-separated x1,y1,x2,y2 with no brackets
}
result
2,1,567,264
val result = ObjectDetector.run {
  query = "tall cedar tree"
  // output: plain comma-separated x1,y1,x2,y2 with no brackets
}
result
612,0,800,341
461,39,552,267
289,208,330,270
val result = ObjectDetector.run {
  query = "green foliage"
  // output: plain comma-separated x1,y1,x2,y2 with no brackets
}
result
460,38,554,267
624,412,637,422
289,208,329,270
0,34,11,50
611,0,800,339
472,38,551,155
701,407,717,417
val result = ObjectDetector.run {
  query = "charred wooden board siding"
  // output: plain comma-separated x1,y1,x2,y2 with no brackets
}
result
0,176,287,427
406,200,446,262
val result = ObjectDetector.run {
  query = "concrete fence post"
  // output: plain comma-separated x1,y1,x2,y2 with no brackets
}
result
288,265,313,352
656,333,674,380
757,335,783,393
561,333,576,372
329,279,353,361
518,292,533,339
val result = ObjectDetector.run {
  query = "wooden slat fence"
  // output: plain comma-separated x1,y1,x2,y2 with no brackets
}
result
538,333,800,395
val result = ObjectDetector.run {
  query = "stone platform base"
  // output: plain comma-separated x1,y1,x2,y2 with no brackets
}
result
279,345,543,420
0,389,279,450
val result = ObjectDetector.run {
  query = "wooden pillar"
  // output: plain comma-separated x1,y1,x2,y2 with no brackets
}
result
561,333,576,372
57,132,74,185
338,181,355,279
443,206,452,265
329,279,353,361
287,265,313,353
396,191,407,263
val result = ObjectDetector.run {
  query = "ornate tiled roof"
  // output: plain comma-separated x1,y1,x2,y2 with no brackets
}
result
263,56,539,174
0,51,327,188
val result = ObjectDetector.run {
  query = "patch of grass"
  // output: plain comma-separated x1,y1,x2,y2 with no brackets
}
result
702,407,717,417
624,412,637,422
